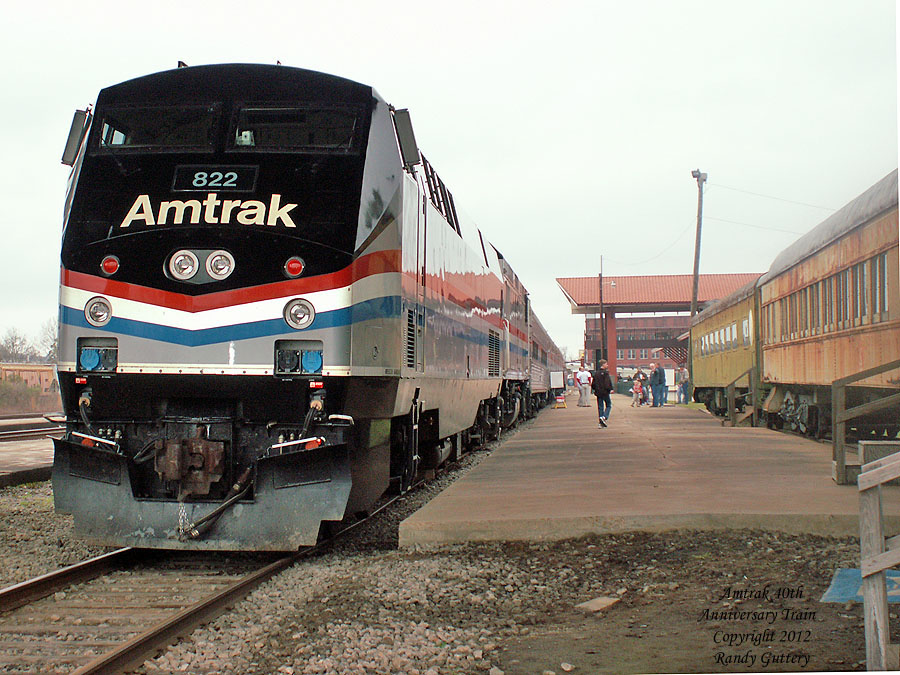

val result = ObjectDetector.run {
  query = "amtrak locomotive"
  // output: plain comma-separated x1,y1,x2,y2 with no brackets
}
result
55,64,564,550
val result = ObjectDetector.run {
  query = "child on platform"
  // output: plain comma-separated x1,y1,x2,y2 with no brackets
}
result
631,378,642,407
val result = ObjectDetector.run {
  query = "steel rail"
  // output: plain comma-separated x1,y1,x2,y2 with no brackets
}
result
73,551,301,675
0,547,136,612
73,490,410,674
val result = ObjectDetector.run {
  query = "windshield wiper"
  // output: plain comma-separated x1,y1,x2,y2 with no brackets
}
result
99,140,141,177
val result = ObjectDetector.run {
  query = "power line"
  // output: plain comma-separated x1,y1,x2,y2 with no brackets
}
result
605,220,694,267
605,213,804,270
707,182,837,212
705,216,806,235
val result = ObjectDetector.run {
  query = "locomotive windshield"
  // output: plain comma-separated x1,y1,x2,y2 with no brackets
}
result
94,104,362,154
62,66,373,290
97,105,219,151
231,106,360,153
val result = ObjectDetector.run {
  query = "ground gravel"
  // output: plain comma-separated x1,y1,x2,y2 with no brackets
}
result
0,482,109,588
0,422,877,673
133,529,867,675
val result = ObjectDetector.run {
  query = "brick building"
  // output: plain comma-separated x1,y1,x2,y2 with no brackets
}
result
589,315,691,374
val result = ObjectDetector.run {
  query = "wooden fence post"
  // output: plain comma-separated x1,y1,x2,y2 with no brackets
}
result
860,483,890,669
858,451,900,670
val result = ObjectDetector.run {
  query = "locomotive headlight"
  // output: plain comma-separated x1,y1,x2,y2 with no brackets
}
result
169,250,199,280
206,250,235,280
283,298,315,330
84,296,113,327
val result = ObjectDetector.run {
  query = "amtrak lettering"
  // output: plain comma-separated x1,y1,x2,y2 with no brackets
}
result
119,193,298,228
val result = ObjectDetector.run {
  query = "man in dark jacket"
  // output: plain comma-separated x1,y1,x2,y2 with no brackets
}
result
649,363,667,407
592,359,614,427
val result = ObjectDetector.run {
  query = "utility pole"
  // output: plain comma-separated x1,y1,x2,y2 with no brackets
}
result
597,256,604,369
687,169,707,399
689,169,707,318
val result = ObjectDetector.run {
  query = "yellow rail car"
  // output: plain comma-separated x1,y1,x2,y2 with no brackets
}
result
690,278,761,415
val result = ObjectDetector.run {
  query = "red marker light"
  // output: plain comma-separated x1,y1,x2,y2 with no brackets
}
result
284,257,305,278
101,255,120,276
80,437,95,448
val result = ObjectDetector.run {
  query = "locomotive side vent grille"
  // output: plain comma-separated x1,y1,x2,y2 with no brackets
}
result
405,309,416,368
488,330,501,377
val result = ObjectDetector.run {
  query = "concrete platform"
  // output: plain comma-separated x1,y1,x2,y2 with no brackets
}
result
399,393,900,546
0,439,53,488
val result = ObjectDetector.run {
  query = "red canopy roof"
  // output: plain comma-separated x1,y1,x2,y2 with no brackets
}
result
557,273,761,314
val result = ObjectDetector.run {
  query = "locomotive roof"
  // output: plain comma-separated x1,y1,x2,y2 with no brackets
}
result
96,64,374,106
759,169,898,285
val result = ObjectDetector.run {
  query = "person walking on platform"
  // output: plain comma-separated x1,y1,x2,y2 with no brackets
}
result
575,365,592,407
649,363,666,407
592,359,613,427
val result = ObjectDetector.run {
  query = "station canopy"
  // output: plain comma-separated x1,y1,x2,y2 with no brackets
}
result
558,273,762,368
556,273,762,315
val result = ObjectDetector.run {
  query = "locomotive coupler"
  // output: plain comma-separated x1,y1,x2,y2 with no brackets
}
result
154,427,225,501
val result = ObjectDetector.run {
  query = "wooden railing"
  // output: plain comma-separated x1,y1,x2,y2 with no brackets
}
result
858,451,900,670
832,359,900,485
724,366,758,428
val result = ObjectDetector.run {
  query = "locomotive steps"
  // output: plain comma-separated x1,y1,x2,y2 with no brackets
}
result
399,392,900,546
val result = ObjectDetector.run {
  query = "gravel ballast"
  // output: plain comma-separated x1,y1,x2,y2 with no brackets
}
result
0,482,109,588
0,423,877,673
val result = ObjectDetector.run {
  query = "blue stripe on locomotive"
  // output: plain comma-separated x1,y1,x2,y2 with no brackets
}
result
61,297,529,357
60,297,401,347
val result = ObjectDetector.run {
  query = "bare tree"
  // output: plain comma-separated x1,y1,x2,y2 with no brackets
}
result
39,318,58,363
1,328,36,363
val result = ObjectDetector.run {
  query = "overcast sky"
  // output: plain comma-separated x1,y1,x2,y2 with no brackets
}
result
1,0,896,358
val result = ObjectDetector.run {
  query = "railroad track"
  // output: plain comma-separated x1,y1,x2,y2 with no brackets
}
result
0,491,407,674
